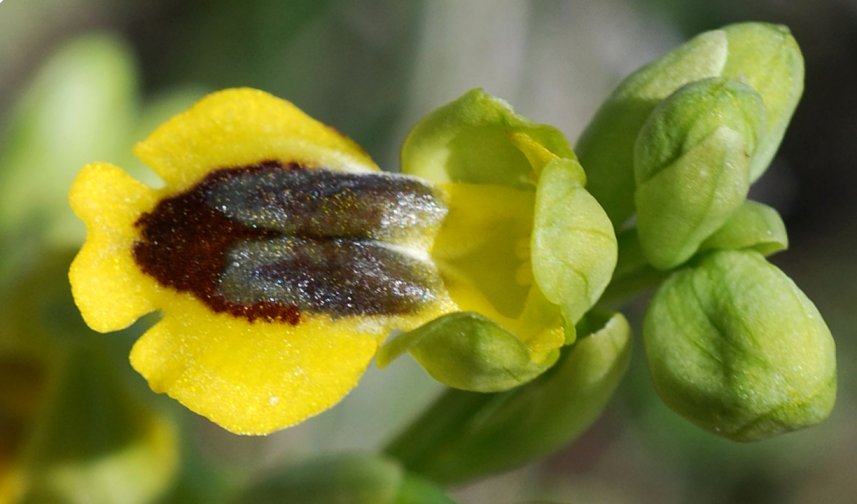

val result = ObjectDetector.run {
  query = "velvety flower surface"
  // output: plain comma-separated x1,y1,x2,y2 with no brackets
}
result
69,88,454,434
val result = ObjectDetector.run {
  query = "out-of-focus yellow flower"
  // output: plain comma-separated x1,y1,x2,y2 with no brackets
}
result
69,88,454,435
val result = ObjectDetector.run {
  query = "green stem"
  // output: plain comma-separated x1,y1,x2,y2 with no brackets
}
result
595,226,669,310
595,265,668,310
383,389,495,471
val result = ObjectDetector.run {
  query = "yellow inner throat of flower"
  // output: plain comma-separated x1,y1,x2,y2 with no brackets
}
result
132,160,449,324
431,183,536,321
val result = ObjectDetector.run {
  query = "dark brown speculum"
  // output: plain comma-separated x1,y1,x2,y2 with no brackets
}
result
133,161,447,324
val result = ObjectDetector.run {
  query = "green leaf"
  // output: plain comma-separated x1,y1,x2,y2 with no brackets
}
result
644,250,836,441
385,312,631,484
401,88,573,188
698,200,788,255
633,78,764,269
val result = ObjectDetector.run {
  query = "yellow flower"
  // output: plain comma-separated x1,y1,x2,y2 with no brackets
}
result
69,88,453,435
70,87,617,436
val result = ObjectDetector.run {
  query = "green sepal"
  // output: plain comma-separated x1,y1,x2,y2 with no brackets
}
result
227,453,460,504
401,88,574,188
385,312,631,484
634,78,764,269
698,200,788,255
376,312,559,393
532,158,617,324
643,250,836,441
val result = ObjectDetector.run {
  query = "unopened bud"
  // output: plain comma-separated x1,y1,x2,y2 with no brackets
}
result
644,250,836,441
577,22,803,226
634,78,764,269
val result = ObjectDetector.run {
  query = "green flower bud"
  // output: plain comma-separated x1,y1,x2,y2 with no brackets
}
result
385,312,631,483
634,78,764,269
577,22,803,226
576,28,727,226
644,250,836,441
721,23,804,181
698,200,788,256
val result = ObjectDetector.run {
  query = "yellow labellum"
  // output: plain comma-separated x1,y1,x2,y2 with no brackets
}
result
69,89,449,434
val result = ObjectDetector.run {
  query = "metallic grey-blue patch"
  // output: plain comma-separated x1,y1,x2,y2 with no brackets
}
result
180,163,451,317
218,237,441,316
205,166,447,241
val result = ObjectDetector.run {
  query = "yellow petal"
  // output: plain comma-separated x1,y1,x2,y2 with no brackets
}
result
130,292,398,435
134,88,379,193
68,163,160,332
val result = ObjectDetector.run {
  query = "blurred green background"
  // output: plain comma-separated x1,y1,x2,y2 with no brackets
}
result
1,1,855,503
